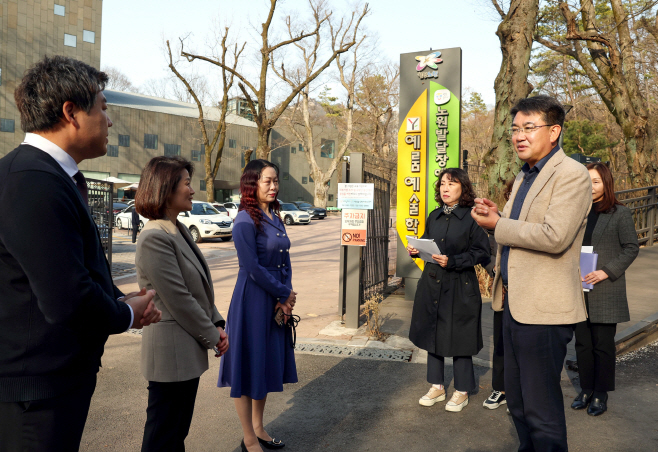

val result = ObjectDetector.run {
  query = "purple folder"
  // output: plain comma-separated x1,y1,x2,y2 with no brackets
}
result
580,252,599,290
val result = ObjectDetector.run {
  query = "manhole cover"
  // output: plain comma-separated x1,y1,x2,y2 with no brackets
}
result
296,343,412,362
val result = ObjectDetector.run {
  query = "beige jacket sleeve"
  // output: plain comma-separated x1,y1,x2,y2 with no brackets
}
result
138,231,220,348
495,165,591,254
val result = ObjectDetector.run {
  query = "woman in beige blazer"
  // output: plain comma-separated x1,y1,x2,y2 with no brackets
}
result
134,156,229,452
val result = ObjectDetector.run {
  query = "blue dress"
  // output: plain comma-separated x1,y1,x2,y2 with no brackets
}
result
218,210,298,399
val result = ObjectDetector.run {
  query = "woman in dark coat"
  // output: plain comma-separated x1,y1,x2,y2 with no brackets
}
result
571,162,639,416
218,159,298,452
407,168,490,412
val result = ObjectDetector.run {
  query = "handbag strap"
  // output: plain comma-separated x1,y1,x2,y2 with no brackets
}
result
284,313,300,349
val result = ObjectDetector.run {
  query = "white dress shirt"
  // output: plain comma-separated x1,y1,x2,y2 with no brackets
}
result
22,133,134,330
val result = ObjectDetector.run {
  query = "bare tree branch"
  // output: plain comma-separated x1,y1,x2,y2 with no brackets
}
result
491,0,505,19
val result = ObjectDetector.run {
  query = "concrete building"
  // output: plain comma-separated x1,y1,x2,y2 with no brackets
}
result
0,0,340,206
1,0,102,154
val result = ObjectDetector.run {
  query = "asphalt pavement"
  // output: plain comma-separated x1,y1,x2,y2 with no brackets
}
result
81,334,658,452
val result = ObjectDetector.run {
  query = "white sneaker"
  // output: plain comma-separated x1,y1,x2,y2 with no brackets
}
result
445,391,469,412
483,390,507,410
419,386,446,407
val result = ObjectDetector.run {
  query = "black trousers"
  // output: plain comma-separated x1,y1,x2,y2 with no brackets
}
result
503,302,574,452
492,309,505,391
427,352,475,392
0,375,96,452
141,378,200,452
132,225,139,243
574,320,616,393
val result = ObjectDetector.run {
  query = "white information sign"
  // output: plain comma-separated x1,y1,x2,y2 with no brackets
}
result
337,183,375,210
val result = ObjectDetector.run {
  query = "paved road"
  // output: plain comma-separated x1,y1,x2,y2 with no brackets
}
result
81,335,658,451
114,216,345,338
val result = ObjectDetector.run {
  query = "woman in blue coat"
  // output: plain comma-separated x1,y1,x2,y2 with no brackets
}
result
219,159,297,452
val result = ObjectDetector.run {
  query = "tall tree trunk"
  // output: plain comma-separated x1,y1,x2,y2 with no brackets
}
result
313,180,330,208
543,0,658,186
255,125,271,161
484,0,539,201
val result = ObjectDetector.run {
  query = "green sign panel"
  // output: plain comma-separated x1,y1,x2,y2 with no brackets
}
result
427,81,461,213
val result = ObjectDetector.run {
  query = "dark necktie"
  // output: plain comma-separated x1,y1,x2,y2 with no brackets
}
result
73,171,88,205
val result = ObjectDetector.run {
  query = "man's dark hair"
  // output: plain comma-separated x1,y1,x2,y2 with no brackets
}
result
14,55,108,133
434,168,477,208
510,95,566,128
135,156,195,220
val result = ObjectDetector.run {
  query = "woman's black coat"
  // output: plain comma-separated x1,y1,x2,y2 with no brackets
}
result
408,205,491,357
587,204,639,323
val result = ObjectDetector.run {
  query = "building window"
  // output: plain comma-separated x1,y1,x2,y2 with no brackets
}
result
291,146,296,154
297,197,304,201
118,135,130,147
54,4,65,16
327,180,331,187
299,144,304,152
200,180,206,191
283,172,290,180
83,30,95,44
164,143,181,157
229,139,236,148
309,175,314,183
191,149,205,161
302,177,308,185
320,139,335,158
64,34,77,48
107,145,119,157
0,119,15,133
328,194,334,202
144,134,158,149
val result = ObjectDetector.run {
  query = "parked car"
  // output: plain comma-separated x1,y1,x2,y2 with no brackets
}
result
178,201,233,243
279,202,311,225
291,201,327,220
223,202,240,219
112,202,129,216
210,203,231,216
115,205,148,231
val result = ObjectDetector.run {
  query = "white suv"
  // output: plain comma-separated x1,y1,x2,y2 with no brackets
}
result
223,202,240,219
177,201,234,243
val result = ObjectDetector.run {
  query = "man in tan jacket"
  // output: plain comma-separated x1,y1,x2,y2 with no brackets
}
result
472,96,591,452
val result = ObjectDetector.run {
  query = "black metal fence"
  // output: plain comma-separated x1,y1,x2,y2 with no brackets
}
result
615,185,658,246
87,179,114,266
360,170,391,302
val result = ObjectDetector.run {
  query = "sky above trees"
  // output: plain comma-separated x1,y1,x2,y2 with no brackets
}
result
100,0,501,105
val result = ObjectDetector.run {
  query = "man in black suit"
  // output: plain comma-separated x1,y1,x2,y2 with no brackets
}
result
132,207,140,243
0,56,162,451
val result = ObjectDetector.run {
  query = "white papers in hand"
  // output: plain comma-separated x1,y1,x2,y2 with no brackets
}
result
406,236,442,263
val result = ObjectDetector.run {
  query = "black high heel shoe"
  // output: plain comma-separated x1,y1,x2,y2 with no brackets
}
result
240,439,248,452
258,436,285,449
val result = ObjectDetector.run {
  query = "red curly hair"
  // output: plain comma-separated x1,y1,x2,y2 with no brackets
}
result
239,159,281,231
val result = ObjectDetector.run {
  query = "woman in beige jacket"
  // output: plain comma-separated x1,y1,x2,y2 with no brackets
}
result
135,156,229,452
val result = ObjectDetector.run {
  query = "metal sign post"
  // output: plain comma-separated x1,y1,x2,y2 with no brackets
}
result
337,153,370,328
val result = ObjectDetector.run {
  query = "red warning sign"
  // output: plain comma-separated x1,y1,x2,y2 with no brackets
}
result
341,209,367,246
